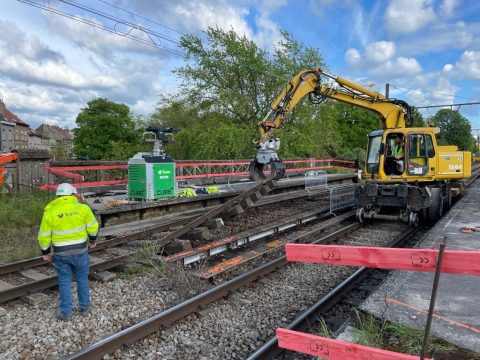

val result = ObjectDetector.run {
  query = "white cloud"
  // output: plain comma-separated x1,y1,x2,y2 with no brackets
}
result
0,21,121,90
0,53,120,89
253,0,287,51
455,50,480,80
0,82,87,128
443,50,480,80
127,0,252,38
385,0,435,35
370,57,422,78
345,42,421,79
440,0,459,16
397,21,474,56
345,48,361,67
443,63,454,72
365,41,396,63
0,19,63,62
386,75,458,112
44,15,163,58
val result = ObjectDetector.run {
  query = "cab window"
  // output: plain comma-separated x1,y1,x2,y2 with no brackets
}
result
406,134,428,176
426,135,435,158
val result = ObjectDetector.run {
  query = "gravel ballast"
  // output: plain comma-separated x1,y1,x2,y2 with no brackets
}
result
0,196,407,359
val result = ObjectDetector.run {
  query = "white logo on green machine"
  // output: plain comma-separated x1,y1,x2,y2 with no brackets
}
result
157,169,171,179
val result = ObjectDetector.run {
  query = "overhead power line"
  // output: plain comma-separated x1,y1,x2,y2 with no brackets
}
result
18,0,184,56
414,101,480,109
96,0,185,36
390,84,479,102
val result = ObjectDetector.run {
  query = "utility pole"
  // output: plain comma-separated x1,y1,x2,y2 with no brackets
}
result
385,83,390,99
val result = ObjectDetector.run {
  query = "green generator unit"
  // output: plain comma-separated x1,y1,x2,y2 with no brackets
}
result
128,154,175,200
128,126,178,201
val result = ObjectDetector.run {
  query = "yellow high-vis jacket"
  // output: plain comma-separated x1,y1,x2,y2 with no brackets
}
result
38,195,99,255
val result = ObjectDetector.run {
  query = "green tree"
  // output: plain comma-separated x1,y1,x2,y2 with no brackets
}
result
73,98,141,160
152,27,337,160
428,109,476,151
410,106,426,127
321,102,378,158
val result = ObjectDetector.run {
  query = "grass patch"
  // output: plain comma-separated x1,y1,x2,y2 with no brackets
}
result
0,191,54,263
134,242,208,299
353,309,387,349
116,264,150,279
350,311,479,359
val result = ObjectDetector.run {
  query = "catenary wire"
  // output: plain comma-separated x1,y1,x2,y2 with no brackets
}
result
96,0,185,36
17,0,184,56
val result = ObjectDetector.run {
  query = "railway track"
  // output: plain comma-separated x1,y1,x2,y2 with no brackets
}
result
247,226,426,360
64,222,418,359
0,181,355,304
1,170,477,358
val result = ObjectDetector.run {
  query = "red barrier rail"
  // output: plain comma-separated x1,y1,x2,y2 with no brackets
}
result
45,167,85,180
285,244,480,276
276,328,431,360
41,158,356,191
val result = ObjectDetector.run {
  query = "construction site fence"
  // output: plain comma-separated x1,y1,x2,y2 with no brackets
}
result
38,158,356,191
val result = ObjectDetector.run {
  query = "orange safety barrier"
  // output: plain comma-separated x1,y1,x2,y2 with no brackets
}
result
276,328,432,360
285,244,480,275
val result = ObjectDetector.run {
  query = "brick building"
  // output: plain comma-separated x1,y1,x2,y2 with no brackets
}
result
0,113,15,152
35,124,73,159
0,99,30,149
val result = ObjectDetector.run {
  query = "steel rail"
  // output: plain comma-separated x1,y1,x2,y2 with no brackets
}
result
0,255,130,303
246,226,421,360
0,206,353,303
165,207,354,266
0,181,352,276
0,216,195,276
65,223,362,360
157,180,275,247
465,168,480,188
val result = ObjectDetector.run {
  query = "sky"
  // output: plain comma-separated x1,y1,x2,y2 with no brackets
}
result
1,0,480,135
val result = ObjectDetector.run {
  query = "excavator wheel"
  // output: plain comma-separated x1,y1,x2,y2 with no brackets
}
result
248,160,285,181
355,207,365,223
408,212,419,228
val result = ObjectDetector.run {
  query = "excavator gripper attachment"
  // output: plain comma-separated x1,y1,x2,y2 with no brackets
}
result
248,160,285,181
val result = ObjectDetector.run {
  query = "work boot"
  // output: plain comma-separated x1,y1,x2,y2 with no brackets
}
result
56,312,72,321
79,307,90,316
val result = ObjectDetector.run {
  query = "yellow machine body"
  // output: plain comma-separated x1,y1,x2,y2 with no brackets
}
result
365,127,471,182
248,67,473,226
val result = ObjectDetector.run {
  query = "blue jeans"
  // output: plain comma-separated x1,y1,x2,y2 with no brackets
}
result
54,251,90,317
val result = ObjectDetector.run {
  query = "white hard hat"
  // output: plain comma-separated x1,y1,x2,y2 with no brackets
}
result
56,183,78,196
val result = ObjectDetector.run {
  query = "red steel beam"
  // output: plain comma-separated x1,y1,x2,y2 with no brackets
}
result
46,167,85,180
277,328,431,360
51,165,128,171
39,179,128,191
285,244,480,276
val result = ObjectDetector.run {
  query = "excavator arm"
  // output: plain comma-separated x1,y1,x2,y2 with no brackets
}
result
249,68,412,180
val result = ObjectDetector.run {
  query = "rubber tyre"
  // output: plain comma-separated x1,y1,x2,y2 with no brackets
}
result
427,187,444,224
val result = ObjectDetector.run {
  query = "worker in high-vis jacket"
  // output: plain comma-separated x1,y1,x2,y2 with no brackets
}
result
38,183,99,321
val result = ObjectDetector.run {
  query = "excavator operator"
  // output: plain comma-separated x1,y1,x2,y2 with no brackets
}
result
385,134,404,175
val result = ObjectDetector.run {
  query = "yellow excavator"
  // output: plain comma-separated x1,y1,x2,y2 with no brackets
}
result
248,68,471,226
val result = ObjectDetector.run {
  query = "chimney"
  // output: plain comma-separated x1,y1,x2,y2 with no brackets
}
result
0,99,4,116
